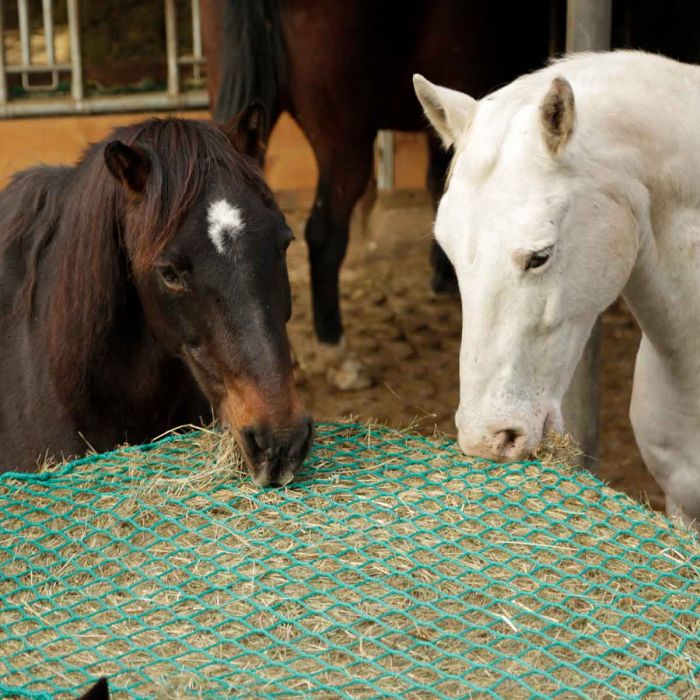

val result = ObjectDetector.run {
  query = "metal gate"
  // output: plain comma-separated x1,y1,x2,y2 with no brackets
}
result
0,0,208,117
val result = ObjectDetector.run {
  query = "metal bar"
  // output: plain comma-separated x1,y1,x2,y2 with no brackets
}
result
67,0,83,100
0,89,209,118
177,55,207,66
17,0,31,67
41,0,59,90
566,0,612,52
5,63,72,74
42,0,56,65
165,0,179,96
376,130,395,191
562,0,611,473
562,323,602,471
191,0,202,82
0,3,7,104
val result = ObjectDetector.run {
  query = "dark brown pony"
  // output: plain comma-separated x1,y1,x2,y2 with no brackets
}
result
0,106,312,485
201,0,556,385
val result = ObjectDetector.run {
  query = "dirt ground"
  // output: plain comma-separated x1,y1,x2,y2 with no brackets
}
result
282,190,661,512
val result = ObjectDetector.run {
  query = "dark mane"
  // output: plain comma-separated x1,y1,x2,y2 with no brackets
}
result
0,118,273,402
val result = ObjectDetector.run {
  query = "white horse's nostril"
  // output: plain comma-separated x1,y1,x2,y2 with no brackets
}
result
496,428,521,449
493,427,529,460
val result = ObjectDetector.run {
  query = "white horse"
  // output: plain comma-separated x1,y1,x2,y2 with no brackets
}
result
413,51,700,528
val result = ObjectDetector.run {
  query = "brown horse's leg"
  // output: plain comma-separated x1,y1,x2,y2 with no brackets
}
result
305,138,374,389
427,134,458,295
199,0,226,111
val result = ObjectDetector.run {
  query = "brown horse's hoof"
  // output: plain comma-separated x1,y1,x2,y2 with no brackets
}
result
312,339,374,391
327,355,373,391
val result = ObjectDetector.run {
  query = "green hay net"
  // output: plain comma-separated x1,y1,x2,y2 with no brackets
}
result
1,423,698,699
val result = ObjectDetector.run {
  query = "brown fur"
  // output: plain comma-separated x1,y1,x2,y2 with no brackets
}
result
204,0,556,323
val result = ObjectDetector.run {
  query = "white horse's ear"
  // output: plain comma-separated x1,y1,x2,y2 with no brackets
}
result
413,74,476,149
540,77,576,156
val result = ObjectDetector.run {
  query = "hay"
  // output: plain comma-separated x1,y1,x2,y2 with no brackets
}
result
0,423,698,699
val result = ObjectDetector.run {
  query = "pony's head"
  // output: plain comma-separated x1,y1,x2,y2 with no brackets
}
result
103,106,312,485
414,72,642,461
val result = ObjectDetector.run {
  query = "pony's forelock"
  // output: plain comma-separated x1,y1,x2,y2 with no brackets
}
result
118,118,274,274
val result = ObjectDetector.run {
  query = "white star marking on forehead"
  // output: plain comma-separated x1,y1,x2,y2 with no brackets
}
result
207,198,244,254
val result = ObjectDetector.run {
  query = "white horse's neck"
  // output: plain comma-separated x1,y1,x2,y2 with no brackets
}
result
557,53,700,379
537,53,700,523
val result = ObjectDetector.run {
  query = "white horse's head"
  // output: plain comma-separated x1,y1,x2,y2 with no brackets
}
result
414,71,642,461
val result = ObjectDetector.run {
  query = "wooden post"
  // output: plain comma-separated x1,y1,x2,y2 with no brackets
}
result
561,0,611,471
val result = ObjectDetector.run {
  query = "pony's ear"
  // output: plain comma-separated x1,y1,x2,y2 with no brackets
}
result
78,677,110,700
222,100,267,163
413,74,476,149
104,141,150,194
540,77,576,156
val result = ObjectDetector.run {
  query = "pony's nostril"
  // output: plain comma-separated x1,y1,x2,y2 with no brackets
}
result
255,435,268,451
241,426,268,460
291,416,314,461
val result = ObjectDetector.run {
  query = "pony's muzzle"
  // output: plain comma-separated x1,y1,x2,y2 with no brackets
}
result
240,416,314,487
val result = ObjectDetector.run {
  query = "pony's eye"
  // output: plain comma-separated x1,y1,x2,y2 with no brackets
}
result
158,265,186,290
525,247,553,271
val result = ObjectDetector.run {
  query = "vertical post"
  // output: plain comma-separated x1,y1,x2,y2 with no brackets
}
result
165,0,179,97
376,130,395,191
191,0,203,83
42,0,56,64
566,0,612,52
42,0,58,88
67,0,83,101
17,0,31,66
561,0,611,472
0,2,7,105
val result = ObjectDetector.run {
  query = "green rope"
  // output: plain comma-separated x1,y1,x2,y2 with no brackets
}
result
0,423,698,698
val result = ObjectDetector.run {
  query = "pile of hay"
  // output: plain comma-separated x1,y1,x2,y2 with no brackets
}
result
1,423,698,698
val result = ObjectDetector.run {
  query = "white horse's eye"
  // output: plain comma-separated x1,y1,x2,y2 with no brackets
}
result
525,246,553,271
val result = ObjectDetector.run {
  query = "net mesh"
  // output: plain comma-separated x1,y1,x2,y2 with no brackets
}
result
0,423,698,699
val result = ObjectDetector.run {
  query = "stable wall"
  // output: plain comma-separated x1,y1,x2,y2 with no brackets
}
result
0,112,428,193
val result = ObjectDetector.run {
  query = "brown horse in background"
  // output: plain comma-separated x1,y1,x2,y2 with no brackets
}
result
0,107,312,485
201,0,557,388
